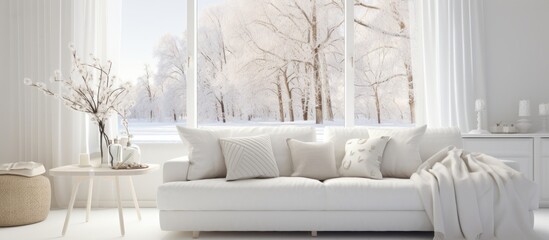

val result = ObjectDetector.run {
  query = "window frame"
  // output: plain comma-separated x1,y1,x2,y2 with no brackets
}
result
182,0,418,129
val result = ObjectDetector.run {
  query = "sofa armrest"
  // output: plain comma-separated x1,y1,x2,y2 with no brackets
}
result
163,156,190,183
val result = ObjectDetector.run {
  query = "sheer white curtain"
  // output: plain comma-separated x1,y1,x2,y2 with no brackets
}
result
0,0,120,208
412,0,487,132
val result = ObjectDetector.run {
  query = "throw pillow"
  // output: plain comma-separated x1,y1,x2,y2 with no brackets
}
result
338,137,391,179
220,135,280,181
368,125,427,178
324,127,370,169
286,139,338,180
176,126,230,180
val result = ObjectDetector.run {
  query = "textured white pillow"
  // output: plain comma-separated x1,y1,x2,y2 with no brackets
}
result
221,126,316,176
324,127,370,169
220,135,279,181
287,139,338,180
338,137,391,179
368,125,427,178
176,126,230,180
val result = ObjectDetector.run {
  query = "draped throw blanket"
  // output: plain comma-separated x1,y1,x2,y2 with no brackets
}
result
411,146,539,240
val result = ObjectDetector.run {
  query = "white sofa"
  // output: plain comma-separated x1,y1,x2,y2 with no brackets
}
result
157,126,523,236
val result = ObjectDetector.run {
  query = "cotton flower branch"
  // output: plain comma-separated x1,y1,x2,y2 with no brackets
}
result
24,44,134,162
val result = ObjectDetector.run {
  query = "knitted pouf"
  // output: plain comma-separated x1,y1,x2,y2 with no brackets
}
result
0,175,51,227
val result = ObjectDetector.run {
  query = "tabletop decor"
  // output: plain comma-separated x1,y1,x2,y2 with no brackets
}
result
469,98,490,134
24,44,133,164
516,100,532,133
539,103,549,133
113,100,142,168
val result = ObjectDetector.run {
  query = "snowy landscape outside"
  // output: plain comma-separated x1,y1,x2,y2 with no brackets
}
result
119,0,413,142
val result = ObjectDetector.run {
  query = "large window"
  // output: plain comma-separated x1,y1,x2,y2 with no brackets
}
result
197,0,345,126
119,0,187,141
354,0,414,125
121,0,415,142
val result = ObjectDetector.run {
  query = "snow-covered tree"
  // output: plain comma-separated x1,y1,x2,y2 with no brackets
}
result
126,0,414,126
354,0,413,124
155,33,187,121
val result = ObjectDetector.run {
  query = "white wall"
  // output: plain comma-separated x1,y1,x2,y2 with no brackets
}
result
483,0,549,131
0,0,11,159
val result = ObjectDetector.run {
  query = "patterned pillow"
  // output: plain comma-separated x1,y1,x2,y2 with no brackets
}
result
219,135,279,181
338,137,391,179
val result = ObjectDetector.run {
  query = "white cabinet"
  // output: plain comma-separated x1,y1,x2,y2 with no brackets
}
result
539,138,549,206
463,134,549,207
462,137,533,180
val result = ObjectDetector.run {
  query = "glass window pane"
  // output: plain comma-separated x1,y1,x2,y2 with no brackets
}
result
119,0,187,141
354,0,414,125
198,0,345,128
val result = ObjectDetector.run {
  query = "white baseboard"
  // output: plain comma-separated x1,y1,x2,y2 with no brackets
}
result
74,200,157,208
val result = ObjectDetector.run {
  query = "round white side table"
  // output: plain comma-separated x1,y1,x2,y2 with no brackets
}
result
49,164,159,236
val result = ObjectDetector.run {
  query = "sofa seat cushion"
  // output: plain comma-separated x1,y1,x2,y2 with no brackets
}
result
157,177,325,211
324,177,424,211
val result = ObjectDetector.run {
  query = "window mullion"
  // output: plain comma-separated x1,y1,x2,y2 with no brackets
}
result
187,0,197,128
344,0,355,127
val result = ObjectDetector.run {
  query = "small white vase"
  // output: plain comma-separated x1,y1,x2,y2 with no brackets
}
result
122,144,141,164
516,119,532,133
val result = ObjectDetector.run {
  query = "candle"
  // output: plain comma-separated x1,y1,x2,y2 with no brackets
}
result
79,153,91,166
475,99,485,111
519,100,531,117
540,104,548,116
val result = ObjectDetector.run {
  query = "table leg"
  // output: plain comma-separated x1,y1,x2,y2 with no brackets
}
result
128,176,141,221
62,178,83,236
86,177,94,222
114,176,125,236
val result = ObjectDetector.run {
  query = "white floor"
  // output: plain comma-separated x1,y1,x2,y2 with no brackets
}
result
1,208,548,240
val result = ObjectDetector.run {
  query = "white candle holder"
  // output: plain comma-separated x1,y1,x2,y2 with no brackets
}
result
469,110,490,134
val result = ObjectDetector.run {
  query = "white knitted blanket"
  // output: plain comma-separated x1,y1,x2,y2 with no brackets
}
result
411,146,539,240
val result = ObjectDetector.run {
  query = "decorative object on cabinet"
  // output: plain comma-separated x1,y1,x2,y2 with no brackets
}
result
490,122,518,134
516,100,532,133
469,99,490,134
539,103,549,133
490,122,503,133
502,124,517,133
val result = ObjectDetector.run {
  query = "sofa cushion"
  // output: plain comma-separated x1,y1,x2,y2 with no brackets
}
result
324,177,424,211
338,137,391,179
210,126,316,177
177,126,316,179
158,176,425,212
368,125,427,178
419,127,463,162
220,135,279,181
176,127,231,180
287,139,338,180
157,177,325,211
324,127,370,169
